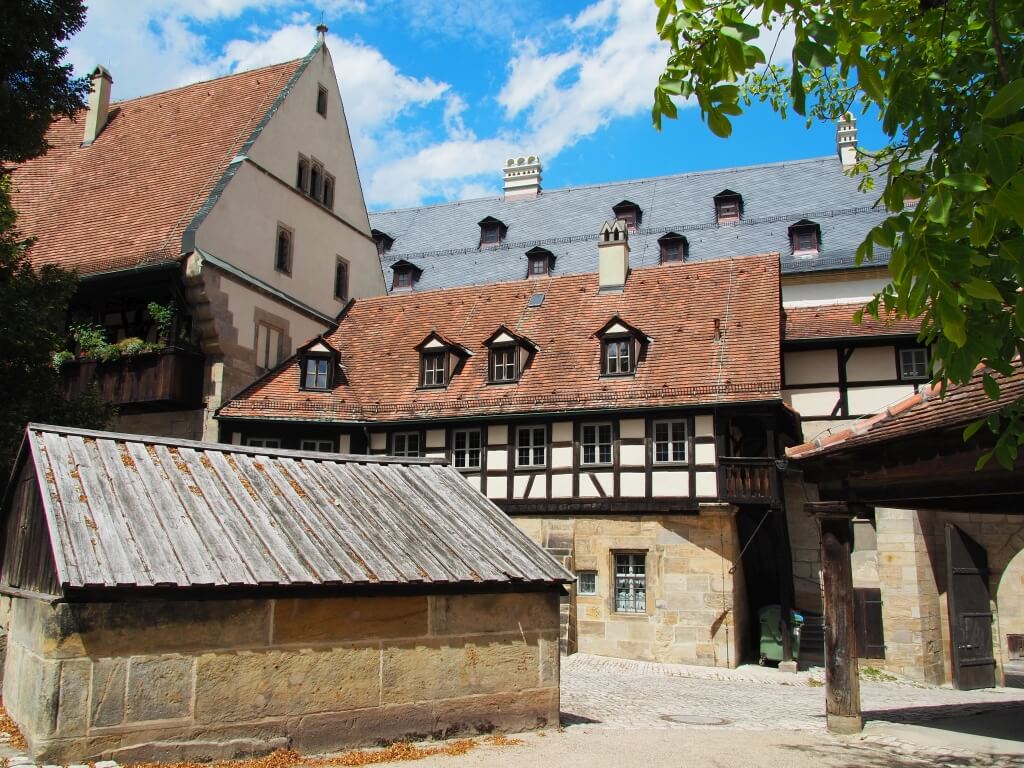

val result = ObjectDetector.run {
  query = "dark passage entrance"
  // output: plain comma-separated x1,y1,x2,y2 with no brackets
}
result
946,523,996,690
736,506,788,662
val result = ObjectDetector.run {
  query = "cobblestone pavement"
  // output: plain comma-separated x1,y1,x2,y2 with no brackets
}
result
560,653,1024,765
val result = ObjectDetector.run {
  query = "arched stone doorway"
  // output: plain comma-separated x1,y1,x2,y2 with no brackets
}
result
997,541,1024,687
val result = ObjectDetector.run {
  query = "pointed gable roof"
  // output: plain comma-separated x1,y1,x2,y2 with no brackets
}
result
9,54,311,276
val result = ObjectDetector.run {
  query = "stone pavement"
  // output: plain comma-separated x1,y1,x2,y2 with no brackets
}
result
560,653,1024,765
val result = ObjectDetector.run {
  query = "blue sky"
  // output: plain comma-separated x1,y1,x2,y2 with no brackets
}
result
66,0,887,210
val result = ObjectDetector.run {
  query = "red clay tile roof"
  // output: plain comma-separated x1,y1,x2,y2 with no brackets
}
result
784,302,920,341
9,57,305,275
786,365,1024,459
219,254,782,423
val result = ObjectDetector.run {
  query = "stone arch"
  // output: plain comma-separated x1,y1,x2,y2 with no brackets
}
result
996,536,1024,677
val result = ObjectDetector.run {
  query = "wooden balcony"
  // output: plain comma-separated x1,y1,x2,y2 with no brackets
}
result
718,456,781,505
61,347,204,411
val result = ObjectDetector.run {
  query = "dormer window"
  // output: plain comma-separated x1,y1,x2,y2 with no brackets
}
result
788,219,821,254
484,326,537,384
596,316,649,378
658,232,688,263
298,339,338,391
372,229,394,256
478,216,507,247
416,331,471,389
525,246,555,278
612,200,642,231
714,190,743,224
390,259,422,291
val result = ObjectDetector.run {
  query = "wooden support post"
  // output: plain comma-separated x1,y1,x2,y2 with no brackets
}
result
808,502,862,734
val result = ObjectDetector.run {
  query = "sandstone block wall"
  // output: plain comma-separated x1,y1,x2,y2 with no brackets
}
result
516,508,745,668
3,591,561,763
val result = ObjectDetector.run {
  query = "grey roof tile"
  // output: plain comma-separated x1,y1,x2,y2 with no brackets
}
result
370,156,891,291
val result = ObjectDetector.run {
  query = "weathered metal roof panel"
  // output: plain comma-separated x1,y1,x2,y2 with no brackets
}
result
24,424,571,591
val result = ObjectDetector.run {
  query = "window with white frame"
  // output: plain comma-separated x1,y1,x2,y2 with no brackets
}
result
654,420,688,463
391,432,421,457
452,428,482,469
490,346,517,383
303,356,331,390
577,571,598,595
421,351,447,387
246,437,281,449
603,338,633,375
255,321,282,372
300,439,334,452
516,425,547,468
614,553,646,613
899,347,929,381
581,423,613,465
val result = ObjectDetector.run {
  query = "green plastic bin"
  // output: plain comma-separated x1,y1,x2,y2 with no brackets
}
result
758,604,804,664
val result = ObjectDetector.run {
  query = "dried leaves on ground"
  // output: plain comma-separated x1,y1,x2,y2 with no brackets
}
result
0,702,28,751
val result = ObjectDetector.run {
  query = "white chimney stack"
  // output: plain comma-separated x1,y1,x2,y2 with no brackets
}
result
82,66,113,146
836,112,858,169
598,219,630,292
503,155,542,199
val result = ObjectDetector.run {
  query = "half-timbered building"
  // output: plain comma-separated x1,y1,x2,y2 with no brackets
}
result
219,241,799,666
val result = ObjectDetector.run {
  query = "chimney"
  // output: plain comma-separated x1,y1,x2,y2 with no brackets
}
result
598,219,630,292
836,111,857,169
316,23,328,44
82,66,113,146
503,155,542,200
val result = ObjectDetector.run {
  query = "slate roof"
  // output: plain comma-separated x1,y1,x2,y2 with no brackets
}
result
218,253,782,423
784,302,920,342
9,55,309,276
369,156,891,293
786,365,1024,460
13,424,570,591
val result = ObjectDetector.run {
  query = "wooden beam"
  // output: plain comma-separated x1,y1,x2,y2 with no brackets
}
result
815,512,862,733
805,501,871,517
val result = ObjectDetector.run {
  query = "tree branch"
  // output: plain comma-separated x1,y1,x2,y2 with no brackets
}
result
988,0,1011,85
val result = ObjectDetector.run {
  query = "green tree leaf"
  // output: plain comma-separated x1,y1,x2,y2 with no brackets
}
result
983,79,1024,120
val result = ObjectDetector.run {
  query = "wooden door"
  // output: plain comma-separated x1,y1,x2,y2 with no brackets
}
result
946,524,996,690
854,588,885,659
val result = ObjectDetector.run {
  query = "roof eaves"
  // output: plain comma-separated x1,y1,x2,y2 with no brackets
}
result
181,47,319,254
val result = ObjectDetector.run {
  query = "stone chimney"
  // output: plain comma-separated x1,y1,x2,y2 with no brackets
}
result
598,219,630,292
503,155,542,200
316,23,328,44
836,112,857,169
82,66,113,146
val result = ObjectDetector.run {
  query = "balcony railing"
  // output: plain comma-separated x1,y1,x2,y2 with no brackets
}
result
718,456,780,505
61,347,204,411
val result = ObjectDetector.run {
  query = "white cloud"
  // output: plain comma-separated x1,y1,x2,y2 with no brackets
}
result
498,42,580,118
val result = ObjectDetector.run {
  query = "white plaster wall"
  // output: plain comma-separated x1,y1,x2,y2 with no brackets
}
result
620,444,645,467
785,387,840,418
620,472,645,497
488,425,508,444
425,428,446,448
486,476,507,498
551,473,572,497
369,432,386,451
551,445,572,469
652,471,689,497
513,474,529,498
462,474,482,492
847,345,897,382
552,421,572,443
694,414,714,438
784,350,839,386
338,434,351,453
694,443,716,465
847,384,916,415
782,275,891,306
487,448,508,469
529,479,547,499
695,471,718,497
620,418,645,439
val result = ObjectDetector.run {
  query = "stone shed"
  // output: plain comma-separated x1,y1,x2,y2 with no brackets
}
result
0,424,570,763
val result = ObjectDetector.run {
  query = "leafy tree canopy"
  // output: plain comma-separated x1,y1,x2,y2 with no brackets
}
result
653,0,1024,468
0,0,88,163
0,0,112,482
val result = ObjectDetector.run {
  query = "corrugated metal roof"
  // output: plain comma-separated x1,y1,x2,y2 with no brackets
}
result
368,156,893,292
22,424,571,591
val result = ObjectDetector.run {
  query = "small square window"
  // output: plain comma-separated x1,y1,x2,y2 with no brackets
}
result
654,420,687,463
577,571,598,595
275,225,293,274
421,351,447,387
660,238,687,263
392,432,421,457
899,347,929,381
393,269,413,290
614,553,646,613
334,258,349,301
490,346,518,383
529,256,549,276
481,224,501,245
516,426,547,468
303,356,330,390
617,210,637,230
581,423,613,466
452,428,482,469
316,84,328,117
300,439,334,452
603,339,633,376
